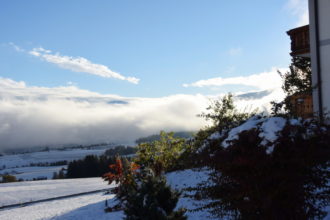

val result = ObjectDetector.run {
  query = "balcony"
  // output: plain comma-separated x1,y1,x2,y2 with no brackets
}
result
287,25,310,57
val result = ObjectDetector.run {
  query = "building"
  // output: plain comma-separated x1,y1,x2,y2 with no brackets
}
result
287,26,313,118
287,0,330,121
289,93,314,119
287,25,310,57
309,0,330,121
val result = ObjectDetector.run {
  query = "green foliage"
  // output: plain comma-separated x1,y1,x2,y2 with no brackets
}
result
198,94,253,130
135,132,194,145
1,174,17,183
123,169,187,220
104,146,137,157
198,121,330,219
192,94,254,161
135,131,190,173
280,56,312,96
103,158,186,219
272,56,312,116
30,160,67,167
67,155,117,178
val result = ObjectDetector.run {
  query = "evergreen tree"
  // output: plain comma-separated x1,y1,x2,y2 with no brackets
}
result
280,56,312,95
58,169,65,179
198,93,252,130
52,172,58,179
272,56,312,116
67,155,116,178
1,174,17,183
123,170,187,220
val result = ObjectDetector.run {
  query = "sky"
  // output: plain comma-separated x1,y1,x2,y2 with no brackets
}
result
0,0,308,150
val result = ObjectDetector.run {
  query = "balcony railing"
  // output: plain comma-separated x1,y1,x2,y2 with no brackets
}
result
287,25,310,57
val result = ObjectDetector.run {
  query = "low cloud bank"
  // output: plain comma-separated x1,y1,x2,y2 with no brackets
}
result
0,78,284,150
183,68,286,91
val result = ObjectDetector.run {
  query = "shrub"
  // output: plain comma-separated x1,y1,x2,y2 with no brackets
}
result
104,146,137,157
135,131,190,173
103,159,186,219
123,170,187,220
198,93,253,130
103,157,140,200
198,119,330,219
1,174,17,183
191,94,255,167
135,132,194,145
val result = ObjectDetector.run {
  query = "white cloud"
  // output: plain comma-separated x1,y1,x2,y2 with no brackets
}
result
28,47,140,84
183,68,287,91
0,78,284,150
285,0,309,26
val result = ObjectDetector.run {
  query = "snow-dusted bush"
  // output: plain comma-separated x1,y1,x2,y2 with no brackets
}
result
123,169,187,220
189,94,255,167
196,117,330,219
103,158,186,219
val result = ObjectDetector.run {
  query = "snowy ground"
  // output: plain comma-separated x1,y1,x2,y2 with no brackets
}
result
167,168,217,220
0,169,328,219
0,165,66,180
0,148,110,180
0,193,123,220
0,169,215,220
0,148,108,169
0,177,111,206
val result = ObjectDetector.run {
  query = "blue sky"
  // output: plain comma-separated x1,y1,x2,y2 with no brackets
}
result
0,0,307,97
0,0,309,149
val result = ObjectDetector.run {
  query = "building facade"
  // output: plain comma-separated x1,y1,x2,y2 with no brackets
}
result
287,26,313,118
287,0,330,120
309,0,330,120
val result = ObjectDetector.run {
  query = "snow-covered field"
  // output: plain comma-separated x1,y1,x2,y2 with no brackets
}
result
0,193,122,220
0,169,328,220
0,147,111,180
0,177,111,206
0,148,108,169
0,166,66,180
0,169,215,220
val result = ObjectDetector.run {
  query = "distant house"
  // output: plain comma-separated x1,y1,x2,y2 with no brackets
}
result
287,0,330,121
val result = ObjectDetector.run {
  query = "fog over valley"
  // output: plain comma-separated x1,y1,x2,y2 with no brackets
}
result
0,77,284,151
